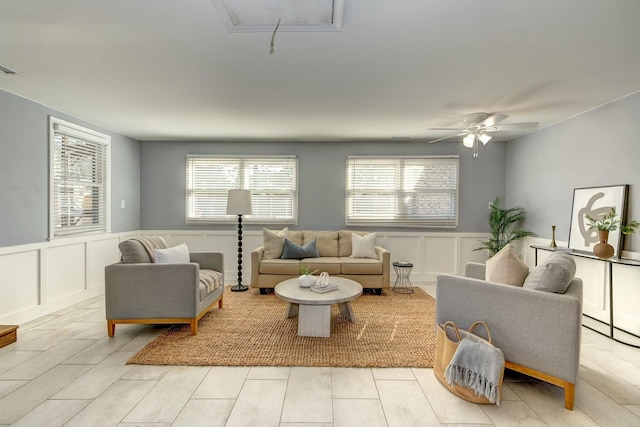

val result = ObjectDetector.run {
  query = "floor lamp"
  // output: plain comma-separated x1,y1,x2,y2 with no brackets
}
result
227,189,252,292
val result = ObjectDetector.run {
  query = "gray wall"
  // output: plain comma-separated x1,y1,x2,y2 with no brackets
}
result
506,91,640,252
140,138,507,232
0,90,141,247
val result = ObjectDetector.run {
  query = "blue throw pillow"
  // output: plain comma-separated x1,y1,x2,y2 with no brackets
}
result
281,238,319,259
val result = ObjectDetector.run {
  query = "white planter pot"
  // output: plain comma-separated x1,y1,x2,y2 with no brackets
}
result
298,275,316,288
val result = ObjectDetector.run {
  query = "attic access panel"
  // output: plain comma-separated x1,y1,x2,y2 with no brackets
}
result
212,0,343,32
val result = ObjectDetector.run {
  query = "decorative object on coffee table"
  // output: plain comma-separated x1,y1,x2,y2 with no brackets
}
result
392,261,414,294
0,325,18,348
227,189,252,292
297,265,318,288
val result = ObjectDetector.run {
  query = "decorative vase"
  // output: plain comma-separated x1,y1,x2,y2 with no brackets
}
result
593,230,615,259
550,225,557,248
298,274,316,288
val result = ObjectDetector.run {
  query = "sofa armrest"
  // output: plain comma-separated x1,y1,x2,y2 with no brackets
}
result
251,246,265,287
190,251,224,272
105,262,200,319
435,273,583,384
465,262,486,279
375,246,391,287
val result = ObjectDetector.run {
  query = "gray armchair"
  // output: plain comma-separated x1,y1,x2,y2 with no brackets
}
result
105,237,225,336
436,262,583,410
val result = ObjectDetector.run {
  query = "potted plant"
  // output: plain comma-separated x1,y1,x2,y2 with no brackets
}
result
298,265,319,288
585,206,639,258
476,197,535,257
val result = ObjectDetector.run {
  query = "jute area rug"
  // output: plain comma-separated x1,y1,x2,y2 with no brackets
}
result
127,286,436,368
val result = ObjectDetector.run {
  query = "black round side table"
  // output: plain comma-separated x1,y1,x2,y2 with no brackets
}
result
392,261,414,294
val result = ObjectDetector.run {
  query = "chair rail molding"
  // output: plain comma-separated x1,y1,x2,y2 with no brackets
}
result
1,229,490,325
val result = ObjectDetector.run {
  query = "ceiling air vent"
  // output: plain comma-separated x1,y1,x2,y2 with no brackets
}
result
211,0,343,32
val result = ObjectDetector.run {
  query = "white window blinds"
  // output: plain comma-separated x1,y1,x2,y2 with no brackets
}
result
49,117,110,238
346,156,459,227
186,156,298,223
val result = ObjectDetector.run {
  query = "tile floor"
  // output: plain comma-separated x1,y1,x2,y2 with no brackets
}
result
1,284,640,427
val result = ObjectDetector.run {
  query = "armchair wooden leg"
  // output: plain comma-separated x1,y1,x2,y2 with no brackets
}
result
564,382,575,410
190,319,198,335
107,320,115,337
218,294,224,309
505,361,576,410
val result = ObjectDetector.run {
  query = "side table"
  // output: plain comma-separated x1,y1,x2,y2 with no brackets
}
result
392,262,414,294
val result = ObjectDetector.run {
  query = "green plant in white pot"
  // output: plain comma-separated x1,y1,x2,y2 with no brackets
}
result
298,265,319,288
476,197,535,257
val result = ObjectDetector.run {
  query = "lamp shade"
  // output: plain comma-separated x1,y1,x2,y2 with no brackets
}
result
462,133,475,148
478,133,492,145
226,189,252,215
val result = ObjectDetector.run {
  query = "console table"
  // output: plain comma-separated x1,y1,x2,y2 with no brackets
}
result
532,245,640,348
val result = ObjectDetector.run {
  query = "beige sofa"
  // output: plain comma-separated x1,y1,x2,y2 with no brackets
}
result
250,230,390,294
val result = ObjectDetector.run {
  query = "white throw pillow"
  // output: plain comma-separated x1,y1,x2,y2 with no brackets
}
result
153,243,190,264
485,244,529,286
263,227,289,259
351,232,378,259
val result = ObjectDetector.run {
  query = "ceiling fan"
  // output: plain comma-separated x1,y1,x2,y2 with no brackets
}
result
428,113,539,158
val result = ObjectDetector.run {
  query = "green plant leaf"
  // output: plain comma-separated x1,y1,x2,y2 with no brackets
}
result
476,196,535,256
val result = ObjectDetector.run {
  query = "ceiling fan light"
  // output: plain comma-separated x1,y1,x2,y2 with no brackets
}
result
479,133,492,145
462,133,475,148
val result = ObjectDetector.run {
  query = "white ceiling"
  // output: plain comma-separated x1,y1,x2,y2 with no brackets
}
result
1,0,640,142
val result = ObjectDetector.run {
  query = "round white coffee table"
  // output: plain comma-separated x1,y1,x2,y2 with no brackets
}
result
275,277,363,337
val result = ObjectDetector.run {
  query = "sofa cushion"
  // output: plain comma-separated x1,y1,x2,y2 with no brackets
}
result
281,238,320,259
523,252,576,293
301,257,342,275
119,236,168,263
304,231,339,257
260,259,301,274
340,257,383,274
351,232,378,259
119,240,151,263
338,230,367,257
263,227,289,259
288,230,304,246
198,269,224,301
153,243,190,264
485,244,529,286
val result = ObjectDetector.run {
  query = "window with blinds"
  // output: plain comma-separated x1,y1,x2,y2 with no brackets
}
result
346,156,459,227
186,156,298,224
49,117,110,238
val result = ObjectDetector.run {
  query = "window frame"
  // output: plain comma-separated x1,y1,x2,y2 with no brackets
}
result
345,155,459,228
185,155,298,225
48,116,111,240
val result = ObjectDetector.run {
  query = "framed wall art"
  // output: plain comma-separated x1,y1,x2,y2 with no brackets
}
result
568,184,629,256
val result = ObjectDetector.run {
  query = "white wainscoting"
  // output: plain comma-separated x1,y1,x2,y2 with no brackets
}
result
522,236,640,337
0,232,137,325
143,230,491,284
5,229,639,337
